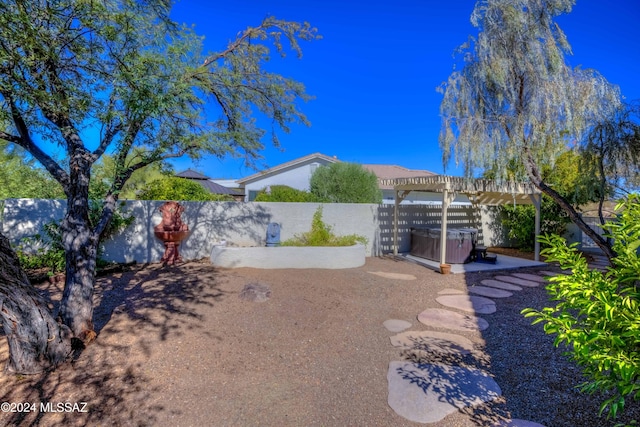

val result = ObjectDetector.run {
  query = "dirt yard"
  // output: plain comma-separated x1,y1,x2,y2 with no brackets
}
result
0,257,636,426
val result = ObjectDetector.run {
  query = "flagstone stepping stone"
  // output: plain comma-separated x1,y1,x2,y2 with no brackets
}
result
468,286,513,298
494,275,539,287
511,273,547,283
390,330,475,354
438,288,466,295
388,361,502,423
417,308,489,332
436,294,497,314
492,420,546,427
368,271,417,280
538,271,557,276
480,279,522,291
383,319,413,332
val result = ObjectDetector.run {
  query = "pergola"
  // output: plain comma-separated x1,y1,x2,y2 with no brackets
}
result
380,175,543,264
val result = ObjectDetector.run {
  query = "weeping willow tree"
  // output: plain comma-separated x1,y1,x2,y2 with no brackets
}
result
438,0,622,260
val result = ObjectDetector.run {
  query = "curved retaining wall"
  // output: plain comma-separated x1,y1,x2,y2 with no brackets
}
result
210,244,366,269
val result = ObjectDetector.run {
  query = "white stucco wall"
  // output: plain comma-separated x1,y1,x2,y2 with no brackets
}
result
2,198,517,265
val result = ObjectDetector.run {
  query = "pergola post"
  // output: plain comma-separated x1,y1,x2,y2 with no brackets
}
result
392,190,411,256
440,183,451,267
530,193,542,261
393,189,399,255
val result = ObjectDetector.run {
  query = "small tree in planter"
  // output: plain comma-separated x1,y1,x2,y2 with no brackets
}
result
281,206,367,247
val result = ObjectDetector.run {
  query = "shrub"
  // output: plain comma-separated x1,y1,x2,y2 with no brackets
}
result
15,201,134,276
310,162,382,203
254,185,316,202
138,177,232,201
522,194,640,420
280,206,367,247
501,197,570,251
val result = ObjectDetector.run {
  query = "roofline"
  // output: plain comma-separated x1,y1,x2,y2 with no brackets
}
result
237,153,339,184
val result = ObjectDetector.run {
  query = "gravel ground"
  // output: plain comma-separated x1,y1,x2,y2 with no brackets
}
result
0,256,638,426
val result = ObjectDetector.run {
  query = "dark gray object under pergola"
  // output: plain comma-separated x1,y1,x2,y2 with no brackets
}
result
380,175,543,263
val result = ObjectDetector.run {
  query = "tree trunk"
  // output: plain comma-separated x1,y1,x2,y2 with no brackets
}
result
0,233,72,374
523,152,617,261
57,154,100,343
57,215,99,343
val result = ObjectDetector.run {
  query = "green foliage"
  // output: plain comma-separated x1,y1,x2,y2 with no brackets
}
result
0,143,64,199
254,185,317,202
309,163,382,203
15,223,66,275
496,150,601,251
137,177,233,201
522,194,640,420
501,198,570,251
90,152,174,200
281,206,367,247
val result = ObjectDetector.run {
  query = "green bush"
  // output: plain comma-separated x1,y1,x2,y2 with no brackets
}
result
138,177,232,201
15,223,66,275
254,185,317,202
280,206,367,247
310,163,382,203
522,194,640,420
15,201,134,276
501,197,570,251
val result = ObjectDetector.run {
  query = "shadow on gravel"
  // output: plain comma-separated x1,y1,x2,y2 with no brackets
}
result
463,266,640,427
0,261,229,427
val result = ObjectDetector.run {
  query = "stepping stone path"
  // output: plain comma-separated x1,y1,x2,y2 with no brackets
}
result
418,308,489,332
468,286,513,298
384,268,552,426
383,319,413,333
494,275,540,287
437,288,466,295
436,294,497,314
368,271,417,280
388,361,502,423
390,330,476,355
511,273,547,283
480,279,523,291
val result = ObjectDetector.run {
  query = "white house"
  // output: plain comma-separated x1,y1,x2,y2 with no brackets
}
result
233,152,474,204
236,153,339,201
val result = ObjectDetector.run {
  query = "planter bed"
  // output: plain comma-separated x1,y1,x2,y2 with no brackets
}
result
210,244,366,269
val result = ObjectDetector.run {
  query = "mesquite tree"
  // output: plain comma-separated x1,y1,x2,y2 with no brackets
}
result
0,232,72,373
0,0,318,362
438,0,623,260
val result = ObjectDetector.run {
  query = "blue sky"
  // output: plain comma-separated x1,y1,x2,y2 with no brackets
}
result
169,0,640,179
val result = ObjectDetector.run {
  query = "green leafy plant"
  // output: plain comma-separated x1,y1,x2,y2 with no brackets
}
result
16,201,134,276
254,185,317,202
522,194,640,421
280,206,367,247
310,162,382,203
501,197,570,251
137,177,233,201
15,223,66,275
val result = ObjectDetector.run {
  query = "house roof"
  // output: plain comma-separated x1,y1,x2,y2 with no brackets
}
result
176,169,210,180
237,153,339,184
176,169,243,196
362,165,435,190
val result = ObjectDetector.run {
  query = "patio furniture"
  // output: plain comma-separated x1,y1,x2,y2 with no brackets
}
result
472,245,497,264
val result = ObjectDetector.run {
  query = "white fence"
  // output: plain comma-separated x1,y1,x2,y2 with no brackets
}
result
1,199,523,264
